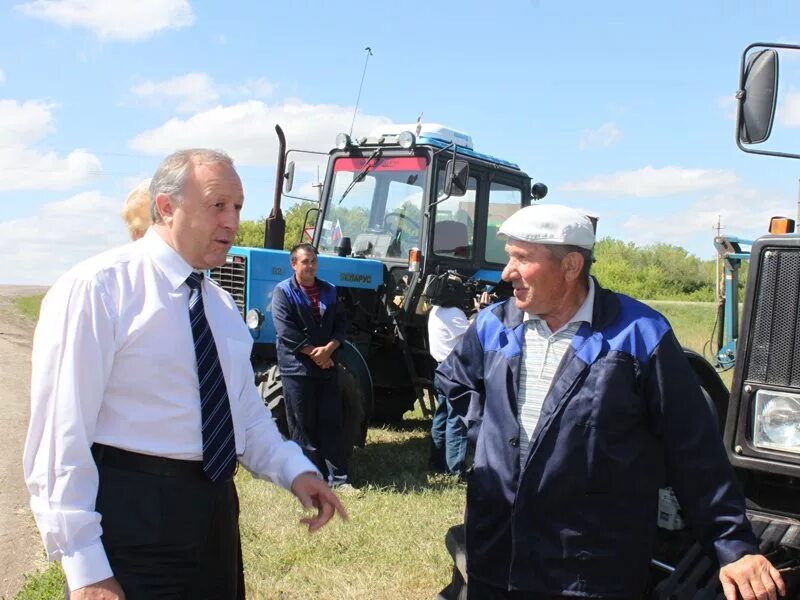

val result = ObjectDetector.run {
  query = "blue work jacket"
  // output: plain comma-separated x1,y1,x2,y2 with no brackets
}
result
272,276,347,378
436,279,756,597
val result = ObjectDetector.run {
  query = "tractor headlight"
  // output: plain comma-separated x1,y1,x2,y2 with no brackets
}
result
398,130,416,149
753,390,800,455
246,309,264,331
336,133,352,150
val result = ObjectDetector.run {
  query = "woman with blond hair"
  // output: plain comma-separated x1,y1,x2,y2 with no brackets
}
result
121,179,152,240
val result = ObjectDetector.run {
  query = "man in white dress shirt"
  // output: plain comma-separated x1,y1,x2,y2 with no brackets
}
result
24,149,346,600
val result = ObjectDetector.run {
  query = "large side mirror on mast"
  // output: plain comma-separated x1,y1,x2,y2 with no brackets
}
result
738,49,778,145
443,159,469,198
736,43,800,160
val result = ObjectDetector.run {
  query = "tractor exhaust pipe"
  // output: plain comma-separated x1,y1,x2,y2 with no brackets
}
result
264,124,287,249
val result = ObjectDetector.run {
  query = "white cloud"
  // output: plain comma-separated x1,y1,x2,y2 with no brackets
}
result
0,191,128,284
232,77,273,98
620,187,789,250
16,0,194,41
0,99,102,190
0,99,55,145
561,166,739,198
578,122,621,150
128,100,392,169
131,73,220,114
0,147,101,190
777,90,800,127
130,73,274,114
0,69,5,85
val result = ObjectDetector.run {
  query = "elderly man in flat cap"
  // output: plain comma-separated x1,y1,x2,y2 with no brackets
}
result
437,204,784,600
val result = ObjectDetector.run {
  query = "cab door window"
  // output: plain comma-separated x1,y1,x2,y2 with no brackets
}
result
433,166,478,260
485,182,523,264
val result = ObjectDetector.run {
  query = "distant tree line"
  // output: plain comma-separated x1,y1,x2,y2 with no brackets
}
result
235,201,317,250
592,238,734,302
236,212,738,302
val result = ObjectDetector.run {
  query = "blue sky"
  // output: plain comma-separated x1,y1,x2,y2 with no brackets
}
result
1,0,799,284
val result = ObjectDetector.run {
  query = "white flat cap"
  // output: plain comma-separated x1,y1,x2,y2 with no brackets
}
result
498,204,595,249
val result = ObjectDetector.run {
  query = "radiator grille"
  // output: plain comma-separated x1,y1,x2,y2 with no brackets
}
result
746,248,800,387
210,257,247,318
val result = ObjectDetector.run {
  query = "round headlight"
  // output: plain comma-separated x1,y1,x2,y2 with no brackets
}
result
245,309,263,330
398,131,416,149
336,133,351,150
760,395,800,449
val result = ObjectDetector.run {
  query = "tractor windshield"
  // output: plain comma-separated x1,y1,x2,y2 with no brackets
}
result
319,155,429,259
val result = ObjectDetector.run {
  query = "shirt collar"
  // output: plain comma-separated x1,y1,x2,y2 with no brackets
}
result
142,228,195,291
523,277,595,329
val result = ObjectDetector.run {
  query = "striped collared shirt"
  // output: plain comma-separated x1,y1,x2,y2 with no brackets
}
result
517,278,595,471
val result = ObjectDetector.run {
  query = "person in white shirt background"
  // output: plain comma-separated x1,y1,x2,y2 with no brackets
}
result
428,272,491,478
24,149,347,600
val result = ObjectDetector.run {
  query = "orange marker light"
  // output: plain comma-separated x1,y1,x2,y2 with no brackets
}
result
769,216,795,234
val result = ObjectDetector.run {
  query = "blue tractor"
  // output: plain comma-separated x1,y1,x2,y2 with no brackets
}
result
712,234,753,371
209,123,548,459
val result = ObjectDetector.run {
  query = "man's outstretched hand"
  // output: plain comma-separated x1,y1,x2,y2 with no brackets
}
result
290,472,349,532
720,554,785,600
70,577,125,599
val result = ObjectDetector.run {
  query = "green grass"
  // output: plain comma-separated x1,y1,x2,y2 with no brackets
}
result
647,301,718,357
240,418,464,599
647,300,736,389
13,299,726,599
11,563,64,600
12,294,44,321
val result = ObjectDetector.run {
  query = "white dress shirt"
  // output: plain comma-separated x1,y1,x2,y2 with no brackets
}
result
24,228,316,591
428,305,471,363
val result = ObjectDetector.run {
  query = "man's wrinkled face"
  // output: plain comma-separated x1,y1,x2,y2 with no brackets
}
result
165,160,243,269
501,240,567,316
291,249,318,286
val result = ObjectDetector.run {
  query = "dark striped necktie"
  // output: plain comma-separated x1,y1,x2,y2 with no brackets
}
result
186,272,237,482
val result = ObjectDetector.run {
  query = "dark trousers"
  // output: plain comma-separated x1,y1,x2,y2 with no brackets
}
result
89,445,244,600
282,374,348,485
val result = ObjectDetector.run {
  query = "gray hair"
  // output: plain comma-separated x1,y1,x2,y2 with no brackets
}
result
547,244,594,282
149,149,234,223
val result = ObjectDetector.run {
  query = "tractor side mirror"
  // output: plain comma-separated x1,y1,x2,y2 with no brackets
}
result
531,182,548,201
444,159,469,198
739,49,779,145
284,161,296,193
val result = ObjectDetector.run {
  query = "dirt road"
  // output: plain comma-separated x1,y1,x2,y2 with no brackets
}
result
0,286,48,599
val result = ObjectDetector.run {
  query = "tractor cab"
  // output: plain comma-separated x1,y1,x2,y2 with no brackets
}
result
297,124,544,317
276,124,547,421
